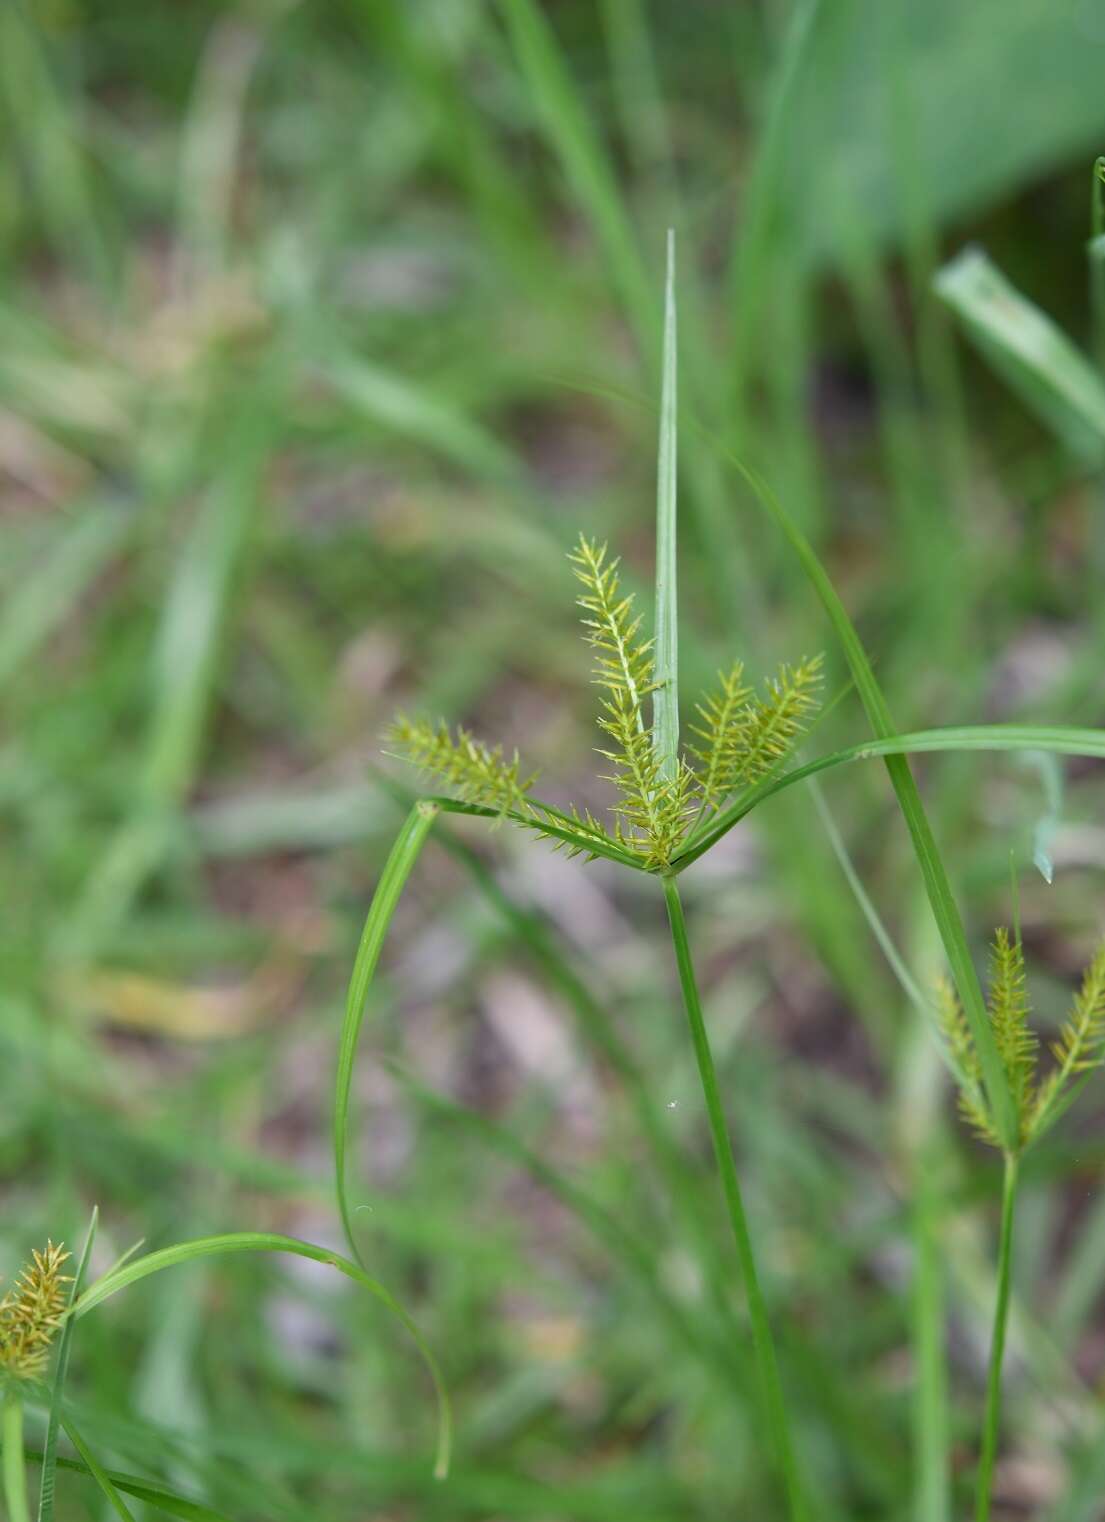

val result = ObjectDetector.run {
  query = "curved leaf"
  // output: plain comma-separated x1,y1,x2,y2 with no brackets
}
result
73,1232,450,1480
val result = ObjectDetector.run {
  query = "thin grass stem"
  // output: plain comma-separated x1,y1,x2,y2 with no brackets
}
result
975,1152,1019,1522
3,1388,30,1522
661,873,807,1522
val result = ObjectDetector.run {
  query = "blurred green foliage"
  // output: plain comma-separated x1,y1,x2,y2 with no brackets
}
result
4,0,1105,1517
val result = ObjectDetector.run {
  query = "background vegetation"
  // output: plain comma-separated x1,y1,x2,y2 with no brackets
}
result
5,1,1105,1516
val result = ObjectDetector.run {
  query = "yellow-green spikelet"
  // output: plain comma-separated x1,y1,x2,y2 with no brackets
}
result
0,1242,71,1381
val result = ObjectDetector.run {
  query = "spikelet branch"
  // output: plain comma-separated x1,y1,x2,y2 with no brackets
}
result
987,928,1037,1128
0,1242,71,1382
732,657,824,789
386,716,538,820
936,976,1000,1147
569,536,655,733
1030,940,1105,1141
570,535,693,867
686,660,753,812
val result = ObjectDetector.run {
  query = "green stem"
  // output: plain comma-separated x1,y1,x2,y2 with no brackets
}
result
661,874,807,1522
911,1140,950,1522
975,1152,1019,1522
3,1388,29,1522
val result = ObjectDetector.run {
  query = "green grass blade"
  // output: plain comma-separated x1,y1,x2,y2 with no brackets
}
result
73,1231,451,1480
0,3,109,284
1090,158,1105,370
935,247,1105,461
808,780,927,1016
57,1419,136,1522
652,228,679,784
0,508,126,691
33,1450,234,1522
674,723,1105,867
37,1206,98,1522
497,0,654,342
64,419,269,956
46,1448,232,1522
717,451,1017,1149
725,0,823,415
325,355,519,482
335,801,440,1269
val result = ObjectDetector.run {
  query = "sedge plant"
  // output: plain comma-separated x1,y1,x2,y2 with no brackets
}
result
937,927,1105,1521
341,233,1105,1515
359,235,819,1520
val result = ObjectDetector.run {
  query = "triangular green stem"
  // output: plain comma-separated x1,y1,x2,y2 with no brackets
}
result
662,874,808,1522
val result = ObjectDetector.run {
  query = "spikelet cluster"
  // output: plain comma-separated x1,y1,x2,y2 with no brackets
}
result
386,717,538,820
0,1242,71,1381
1032,942,1105,1137
939,932,1105,1152
386,532,822,873
567,536,821,868
936,975,999,1146
568,538,700,868
688,655,823,810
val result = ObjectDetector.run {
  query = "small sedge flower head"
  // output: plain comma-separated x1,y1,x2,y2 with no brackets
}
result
0,1242,72,1381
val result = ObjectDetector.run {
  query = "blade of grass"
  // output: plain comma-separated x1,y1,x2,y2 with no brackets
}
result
0,508,127,691
1091,158,1105,371
335,800,441,1267
58,1419,136,1522
73,1231,451,1480
652,228,679,783
808,778,927,1019
714,446,1017,1150
674,723,1105,867
725,0,824,419
496,0,653,338
324,355,521,482
495,0,741,613
935,247,1105,462
38,1205,98,1522
34,1450,234,1522
0,1,109,285
64,415,270,956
